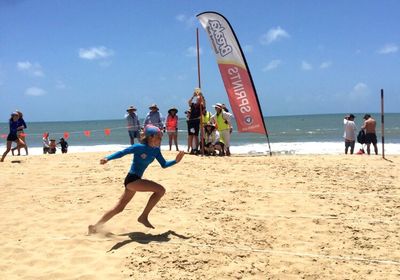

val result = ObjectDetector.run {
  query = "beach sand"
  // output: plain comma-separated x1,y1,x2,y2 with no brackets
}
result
1,152,399,279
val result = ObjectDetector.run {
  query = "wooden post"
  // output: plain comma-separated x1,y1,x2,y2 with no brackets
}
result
381,89,385,159
197,28,205,156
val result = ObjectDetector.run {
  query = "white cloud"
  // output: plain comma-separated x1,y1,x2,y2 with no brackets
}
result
262,59,281,71
349,82,369,100
175,14,196,28
185,46,202,57
320,61,332,69
55,80,66,90
260,26,290,45
17,61,44,77
378,43,398,54
25,87,46,96
79,46,114,60
301,61,312,71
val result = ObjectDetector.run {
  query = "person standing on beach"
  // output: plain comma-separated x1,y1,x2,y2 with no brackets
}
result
1,112,27,162
165,107,179,151
187,88,205,154
343,114,357,154
125,105,140,145
144,104,164,130
211,103,232,156
88,125,185,233
11,110,28,156
362,114,378,155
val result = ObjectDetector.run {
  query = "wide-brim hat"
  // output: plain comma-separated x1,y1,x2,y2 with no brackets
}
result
168,107,178,114
149,103,159,110
126,105,137,112
213,103,223,109
204,122,215,128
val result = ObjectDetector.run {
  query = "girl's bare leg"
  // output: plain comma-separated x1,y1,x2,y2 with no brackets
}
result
1,141,13,162
126,179,165,229
88,188,135,234
168,134,172,150
173,134,179,151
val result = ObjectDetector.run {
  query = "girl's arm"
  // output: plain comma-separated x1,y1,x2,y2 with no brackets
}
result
102,145,136,163
155,150,184,168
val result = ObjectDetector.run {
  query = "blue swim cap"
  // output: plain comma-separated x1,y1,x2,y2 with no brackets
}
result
144,125,161,137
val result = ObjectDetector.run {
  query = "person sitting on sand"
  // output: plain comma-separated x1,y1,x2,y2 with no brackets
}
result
88,125,185,234
49,139,57,154
203,122,224,156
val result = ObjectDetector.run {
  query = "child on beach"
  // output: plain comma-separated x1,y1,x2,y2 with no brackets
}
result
88,125,185,234
57,137,68,153
165,107,179,151
49,139,57,154
0,112,27,162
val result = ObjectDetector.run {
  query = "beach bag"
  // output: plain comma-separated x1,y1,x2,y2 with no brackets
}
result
357,130,366,144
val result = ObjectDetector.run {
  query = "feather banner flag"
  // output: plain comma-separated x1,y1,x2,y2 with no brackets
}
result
197,12,270,139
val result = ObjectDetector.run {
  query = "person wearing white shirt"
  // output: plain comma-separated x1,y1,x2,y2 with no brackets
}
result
343,114,357,154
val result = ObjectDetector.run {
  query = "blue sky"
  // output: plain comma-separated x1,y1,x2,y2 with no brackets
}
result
0,0,399,122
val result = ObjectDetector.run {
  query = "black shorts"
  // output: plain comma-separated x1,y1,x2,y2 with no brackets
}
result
7,133,18,142
124,173,141,187
187,119,200,136
365,133,377,145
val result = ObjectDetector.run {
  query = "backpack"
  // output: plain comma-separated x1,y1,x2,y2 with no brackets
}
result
357,130,366,144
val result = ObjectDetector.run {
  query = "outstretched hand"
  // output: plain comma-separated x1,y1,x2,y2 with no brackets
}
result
175,151,185,163
100,158,108,165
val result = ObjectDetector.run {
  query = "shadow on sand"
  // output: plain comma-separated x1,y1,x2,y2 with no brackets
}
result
108,230,190,252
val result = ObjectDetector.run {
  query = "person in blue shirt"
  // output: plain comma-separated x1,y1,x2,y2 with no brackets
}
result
1,112,27,162
88,125,185,234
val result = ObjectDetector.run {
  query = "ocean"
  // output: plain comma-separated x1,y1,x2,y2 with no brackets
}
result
1,113,400,155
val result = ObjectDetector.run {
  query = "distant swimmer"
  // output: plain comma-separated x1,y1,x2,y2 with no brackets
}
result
88,125,185,234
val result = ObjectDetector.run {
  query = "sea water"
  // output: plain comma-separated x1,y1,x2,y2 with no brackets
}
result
1,113,399,155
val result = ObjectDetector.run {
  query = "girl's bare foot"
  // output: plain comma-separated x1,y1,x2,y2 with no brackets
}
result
138,215,155,229
88,225,97,234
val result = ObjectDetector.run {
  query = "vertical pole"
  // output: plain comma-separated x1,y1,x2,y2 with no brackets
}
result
197,28,205,156
381,89,385,159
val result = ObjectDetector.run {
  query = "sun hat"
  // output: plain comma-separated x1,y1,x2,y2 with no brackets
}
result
11,111,18,116
213,103,223,109
126,105,137,112
149,104,159,110
194,88,201,94
168,107,178,114
144,125,162,137
349,114,355,119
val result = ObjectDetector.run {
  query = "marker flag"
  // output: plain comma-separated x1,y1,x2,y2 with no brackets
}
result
63,132,70,139
104,128,111,136
197,12,268,135
84,130,91,137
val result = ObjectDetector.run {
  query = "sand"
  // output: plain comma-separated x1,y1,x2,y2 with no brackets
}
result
0,151,399,279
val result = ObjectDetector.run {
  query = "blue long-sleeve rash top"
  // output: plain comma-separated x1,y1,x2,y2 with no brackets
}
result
105,143,176,177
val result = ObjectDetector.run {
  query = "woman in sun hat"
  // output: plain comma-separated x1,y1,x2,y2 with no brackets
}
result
1,112,27,162
144,104,164,130
165,107,179,151
211,103,233,156
125,105,141,145
89,125,185,233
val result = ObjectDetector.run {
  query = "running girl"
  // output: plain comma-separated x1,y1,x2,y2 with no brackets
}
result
1,112,27,162
88,125,185,234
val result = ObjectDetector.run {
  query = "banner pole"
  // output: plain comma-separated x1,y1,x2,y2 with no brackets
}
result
381,89,385,159
197,28,205,156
